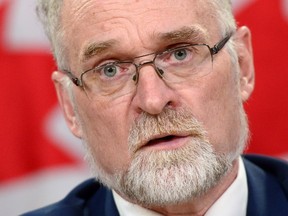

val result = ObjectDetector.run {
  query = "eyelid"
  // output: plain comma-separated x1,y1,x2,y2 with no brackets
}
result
87,59,121,73
163,37,205,49
82,48,132,71
161,43,195,55
98,60,119,67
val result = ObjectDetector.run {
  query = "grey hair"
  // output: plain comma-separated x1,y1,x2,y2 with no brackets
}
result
36,0,67,70
36,0,237,74
209,0,237,36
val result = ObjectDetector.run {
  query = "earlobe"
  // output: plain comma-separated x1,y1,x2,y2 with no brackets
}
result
52,71,82,138
235,26,255,102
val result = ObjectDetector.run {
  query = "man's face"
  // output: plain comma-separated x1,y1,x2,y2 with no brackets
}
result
57,0,254,205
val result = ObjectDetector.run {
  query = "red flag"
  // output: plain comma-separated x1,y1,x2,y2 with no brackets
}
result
235,0,288,159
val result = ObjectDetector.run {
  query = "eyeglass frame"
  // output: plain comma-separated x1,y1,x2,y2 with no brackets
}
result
63,33,233,88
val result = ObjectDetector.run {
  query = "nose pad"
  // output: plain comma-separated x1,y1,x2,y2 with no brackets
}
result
156,67,164,77
132,73,138,83
132,61,165,84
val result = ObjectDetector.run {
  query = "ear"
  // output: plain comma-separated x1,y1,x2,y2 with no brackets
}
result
235,26,255,102
52,71,83,138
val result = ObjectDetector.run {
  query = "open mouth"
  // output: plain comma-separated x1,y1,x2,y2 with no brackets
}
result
142,135,189,151
146,135,177,146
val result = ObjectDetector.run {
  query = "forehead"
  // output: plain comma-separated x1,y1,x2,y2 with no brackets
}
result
61,0,219,62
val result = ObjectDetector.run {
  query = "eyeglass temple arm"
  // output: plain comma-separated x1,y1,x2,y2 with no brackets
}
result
210,34,232,55
63,69,82,86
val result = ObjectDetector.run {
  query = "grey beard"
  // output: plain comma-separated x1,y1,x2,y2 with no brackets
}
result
84,107,247,206
117,137,231,206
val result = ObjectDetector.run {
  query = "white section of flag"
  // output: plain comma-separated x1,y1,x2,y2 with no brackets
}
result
232,0,255,13
283,0,288,20
44,106,85,160
0,166,90,216
4,0,49,51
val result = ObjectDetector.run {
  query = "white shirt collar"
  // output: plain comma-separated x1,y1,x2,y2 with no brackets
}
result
205,157,248,216
113,157,248,216
113,191,162,216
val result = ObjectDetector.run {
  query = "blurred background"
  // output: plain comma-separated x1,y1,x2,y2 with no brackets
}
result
0,0,288,215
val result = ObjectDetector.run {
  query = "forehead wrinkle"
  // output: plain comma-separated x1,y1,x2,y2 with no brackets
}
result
80,39,118,63
157,26,209,44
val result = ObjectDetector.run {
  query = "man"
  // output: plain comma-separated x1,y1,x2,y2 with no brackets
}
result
24,0,288,215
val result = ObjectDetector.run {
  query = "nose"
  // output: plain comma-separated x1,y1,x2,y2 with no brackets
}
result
132,65,179,115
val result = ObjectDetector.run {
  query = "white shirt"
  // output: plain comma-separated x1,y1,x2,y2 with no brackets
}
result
113,157,248,216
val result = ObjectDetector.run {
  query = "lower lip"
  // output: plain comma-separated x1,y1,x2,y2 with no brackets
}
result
142,136,190,151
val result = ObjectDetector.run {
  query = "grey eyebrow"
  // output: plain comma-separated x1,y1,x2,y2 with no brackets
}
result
80,39,117,63
80,26,208,63
157,26,209,44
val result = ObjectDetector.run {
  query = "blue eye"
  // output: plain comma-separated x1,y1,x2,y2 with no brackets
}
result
173,49,188,61
103,65,118,77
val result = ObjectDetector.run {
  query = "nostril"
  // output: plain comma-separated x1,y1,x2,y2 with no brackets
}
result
166,101,175,109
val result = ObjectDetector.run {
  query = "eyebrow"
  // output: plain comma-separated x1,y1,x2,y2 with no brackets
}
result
157,26,209,44
80,26,208,63
80,39,117,63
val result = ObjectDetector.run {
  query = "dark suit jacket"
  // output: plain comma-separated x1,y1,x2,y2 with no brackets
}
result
22,155,288,216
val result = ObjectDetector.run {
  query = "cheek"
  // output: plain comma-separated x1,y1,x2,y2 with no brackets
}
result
201,75,243,153
179,65,243,153
77,97,133,174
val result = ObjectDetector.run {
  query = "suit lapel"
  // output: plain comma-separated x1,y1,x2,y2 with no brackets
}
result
243,156,288,216
104,189,120,216
86,184,119,216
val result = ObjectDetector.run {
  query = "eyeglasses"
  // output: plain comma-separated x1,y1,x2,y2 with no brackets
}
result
64,34,232,99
